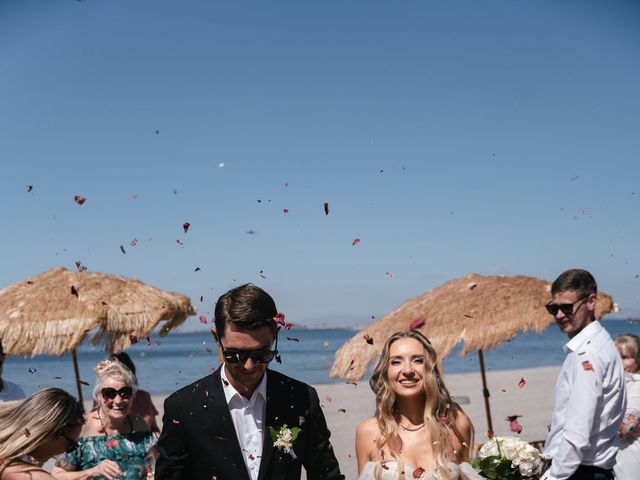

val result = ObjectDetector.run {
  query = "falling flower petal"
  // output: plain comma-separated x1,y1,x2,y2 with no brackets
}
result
106,438,118,448
518,378,526,388
409,318,425,330
352,238,360,246
26,185,33,192
412,467,425,478
199,315,207,324
287,337,300,342
71,286,78,297
505,415,523,434
78,380,89,386
283,208,289,213
194,267,201,272
129,335,138,344
130,239,138,247
246,230,257,235
183,222,190,233
28,368,37,374
74,261,87,272
363,334,374,345
74,195,86,205
120,245,126,254
323,202,329,215
176,239,184,246
338,408,346,413
386,272,395,279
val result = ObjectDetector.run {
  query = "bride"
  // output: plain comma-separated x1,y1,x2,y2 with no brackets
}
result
355,330,482,480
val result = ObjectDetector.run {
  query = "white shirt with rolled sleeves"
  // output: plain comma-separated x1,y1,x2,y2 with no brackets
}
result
221,365,267,480
542,321,626,480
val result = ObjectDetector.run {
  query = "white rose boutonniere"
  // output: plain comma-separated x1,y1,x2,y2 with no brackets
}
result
269,424,301,458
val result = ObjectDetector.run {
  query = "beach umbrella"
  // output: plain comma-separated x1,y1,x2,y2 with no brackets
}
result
0,267,196,404
330,273,616,433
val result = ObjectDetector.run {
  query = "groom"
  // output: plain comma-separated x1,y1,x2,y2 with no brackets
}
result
155,284,344,480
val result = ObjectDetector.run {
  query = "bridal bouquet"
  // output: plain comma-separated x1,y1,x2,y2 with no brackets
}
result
473,436,544,479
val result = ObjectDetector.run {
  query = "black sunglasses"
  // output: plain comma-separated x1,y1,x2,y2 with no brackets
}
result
221,336,278,365
100,386,133,401
545,296,588,316
58,430,79,453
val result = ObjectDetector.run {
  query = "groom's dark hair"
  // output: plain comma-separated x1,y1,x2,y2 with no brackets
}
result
214,283,278,339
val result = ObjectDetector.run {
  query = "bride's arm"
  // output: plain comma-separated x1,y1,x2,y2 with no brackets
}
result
355,418,378,473
451,410,474,462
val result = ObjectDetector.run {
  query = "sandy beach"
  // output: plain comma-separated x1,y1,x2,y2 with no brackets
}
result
141,365,559,479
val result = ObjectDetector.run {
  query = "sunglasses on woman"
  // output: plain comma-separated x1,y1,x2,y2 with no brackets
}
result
545,296,588,316
58,430,79,453
101,386,133,401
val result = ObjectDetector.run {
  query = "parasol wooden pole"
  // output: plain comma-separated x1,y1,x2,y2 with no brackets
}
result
72,347,84,409
477,348,493,434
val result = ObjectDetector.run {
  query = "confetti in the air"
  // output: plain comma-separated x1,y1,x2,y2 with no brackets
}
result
352,238,360,246
183,222,190,233
409,318,425,330
363,335,374,345
26,185,33,192
74,195,86,205
505,415,523,434
412,467,425,478
518,378,526,388
323,202,329,215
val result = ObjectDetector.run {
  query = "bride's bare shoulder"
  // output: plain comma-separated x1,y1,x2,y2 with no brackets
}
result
356,417,380,437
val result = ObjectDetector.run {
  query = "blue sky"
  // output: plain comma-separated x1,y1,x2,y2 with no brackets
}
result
1,0,639,329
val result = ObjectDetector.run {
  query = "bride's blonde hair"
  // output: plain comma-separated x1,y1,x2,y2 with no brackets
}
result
369,330,462,480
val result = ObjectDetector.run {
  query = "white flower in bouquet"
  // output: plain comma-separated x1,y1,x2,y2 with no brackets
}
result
474,436,543,479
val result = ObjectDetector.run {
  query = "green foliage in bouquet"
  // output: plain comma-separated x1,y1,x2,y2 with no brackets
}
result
473,455,526,480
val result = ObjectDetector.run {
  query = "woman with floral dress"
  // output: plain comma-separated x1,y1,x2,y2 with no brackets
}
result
52,359,156,480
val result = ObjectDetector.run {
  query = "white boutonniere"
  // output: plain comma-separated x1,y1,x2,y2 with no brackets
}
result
269,424,301,458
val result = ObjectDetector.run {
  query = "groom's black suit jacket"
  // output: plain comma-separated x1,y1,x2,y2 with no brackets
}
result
155,367,344,480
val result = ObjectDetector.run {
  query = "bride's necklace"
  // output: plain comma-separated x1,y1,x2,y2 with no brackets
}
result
400,422,425,432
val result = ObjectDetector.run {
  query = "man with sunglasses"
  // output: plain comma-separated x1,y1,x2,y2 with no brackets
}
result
542,269,626,480
155,284,344,480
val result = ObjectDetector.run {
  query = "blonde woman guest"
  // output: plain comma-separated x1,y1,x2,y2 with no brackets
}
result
355,330,481,480
52,359,155,480
0,388,84,480
613,333,640,480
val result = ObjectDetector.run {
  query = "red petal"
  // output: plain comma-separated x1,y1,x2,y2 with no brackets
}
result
286,337,300,342
518,377,526,388
199,315,207,324
74,195,86,205
582,360,594,371
120,245,126,254
363,334,374,345
283,208,289,213
338,408,346,413
352,238,360,246
70,286,79,297
412,467,425,478
324,202,329,215
129,335,139,344
183,222,190,233
409,318,425,329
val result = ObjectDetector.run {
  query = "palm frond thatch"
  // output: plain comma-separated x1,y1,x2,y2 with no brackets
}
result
330,273,615,381
0,267,196,356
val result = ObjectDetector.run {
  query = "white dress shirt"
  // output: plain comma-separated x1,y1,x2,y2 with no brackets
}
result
543,321,626,480
221,366,267,480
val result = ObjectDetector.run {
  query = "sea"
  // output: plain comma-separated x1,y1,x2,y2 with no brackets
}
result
3,320,638,398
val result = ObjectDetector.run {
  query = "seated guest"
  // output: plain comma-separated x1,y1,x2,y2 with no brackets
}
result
0,387,84,480
613,333,640,480
109,352,159,434
0,341,25,403
52,359,156,480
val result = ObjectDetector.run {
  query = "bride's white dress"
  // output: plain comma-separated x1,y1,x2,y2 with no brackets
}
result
357,461,483,480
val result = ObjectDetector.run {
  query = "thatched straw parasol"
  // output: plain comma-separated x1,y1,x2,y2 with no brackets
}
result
0,267,196,403
330,273,616,432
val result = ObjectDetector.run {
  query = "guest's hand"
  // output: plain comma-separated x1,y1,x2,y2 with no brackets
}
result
89,459,122,479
